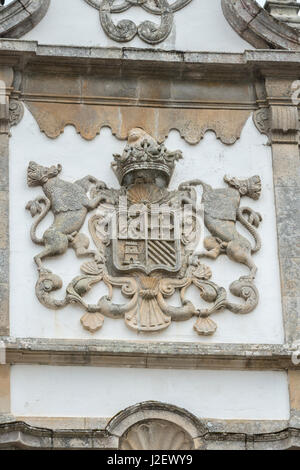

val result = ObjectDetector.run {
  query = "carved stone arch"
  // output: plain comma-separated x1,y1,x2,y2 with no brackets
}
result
0,0,50,38
106,401,207,450
222,0,300,50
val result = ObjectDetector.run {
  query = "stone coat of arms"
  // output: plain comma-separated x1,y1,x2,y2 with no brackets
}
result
26,128,262,336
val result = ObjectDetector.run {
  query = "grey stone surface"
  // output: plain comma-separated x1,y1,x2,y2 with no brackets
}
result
0,283,9,336
280,257,300,299
275,186,300,259
0,140,8,192
283,296,300,344
0,249,8,285
0,191,8,251
2,337,300,370
222,0,300,50
0,416,299,450
0,0,50,39
0,132,9,336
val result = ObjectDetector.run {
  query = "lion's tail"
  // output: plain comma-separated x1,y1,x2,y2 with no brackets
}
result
26,196,51,246
237,207,262,253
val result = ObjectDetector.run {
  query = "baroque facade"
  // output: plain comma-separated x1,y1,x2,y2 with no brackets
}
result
0,0,299,450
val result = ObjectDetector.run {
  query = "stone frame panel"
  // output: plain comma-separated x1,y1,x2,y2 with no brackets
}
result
0,43,299,359
0,43,299,448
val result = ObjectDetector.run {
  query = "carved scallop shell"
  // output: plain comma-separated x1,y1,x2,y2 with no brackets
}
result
80,312,104,333
120,419,194,450
194,317,217,336
127,184,165,205
80,261,103,276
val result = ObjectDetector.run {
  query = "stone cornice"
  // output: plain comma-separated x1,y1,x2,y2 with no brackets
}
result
3,40,300,77
2,337,300,370
0,420,299,450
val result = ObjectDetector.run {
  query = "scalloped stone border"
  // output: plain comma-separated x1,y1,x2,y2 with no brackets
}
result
0,0,50,38
222,0,300,50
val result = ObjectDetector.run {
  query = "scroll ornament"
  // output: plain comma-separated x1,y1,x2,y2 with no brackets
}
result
26,128,262,336
84,0,194,44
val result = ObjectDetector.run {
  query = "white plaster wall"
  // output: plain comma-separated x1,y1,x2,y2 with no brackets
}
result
9,106,284,344
22,0,253,52
10,365,289,420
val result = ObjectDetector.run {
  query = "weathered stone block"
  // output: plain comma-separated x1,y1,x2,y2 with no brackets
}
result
0,191,8,250
280,257,300,297
0,365,10,413
283,296,300,343
0,139,8,192
0,249,8,284
0,283,8,336
272,145,300,188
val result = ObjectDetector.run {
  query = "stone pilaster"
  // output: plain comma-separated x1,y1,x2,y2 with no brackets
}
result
289,371,300,427
265,78,300,346
0,365,10,416
0,67,13,337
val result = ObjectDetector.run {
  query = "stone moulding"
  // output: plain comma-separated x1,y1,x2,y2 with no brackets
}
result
0,0,50,38
0,418,299,450
109,401,205,450
0,400,298,450
25,101,252,144
3,338,300,370
222,0,300,50
3,40,300,69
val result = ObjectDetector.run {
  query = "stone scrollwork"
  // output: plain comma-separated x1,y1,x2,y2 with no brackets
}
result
9,99,24,128
84,0,194,44
26,128,263,336
253,107,271,144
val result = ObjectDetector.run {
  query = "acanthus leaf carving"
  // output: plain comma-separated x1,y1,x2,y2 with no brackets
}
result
26,128,263,336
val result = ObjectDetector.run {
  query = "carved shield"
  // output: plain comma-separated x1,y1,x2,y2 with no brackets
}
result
113,207,182,275
89,205,182,276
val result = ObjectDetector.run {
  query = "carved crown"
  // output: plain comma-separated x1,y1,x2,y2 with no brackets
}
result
112,128,183,186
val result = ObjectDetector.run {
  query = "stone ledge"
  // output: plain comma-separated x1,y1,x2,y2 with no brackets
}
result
2,40,300,75
2,337,300,370
0,420,299,450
